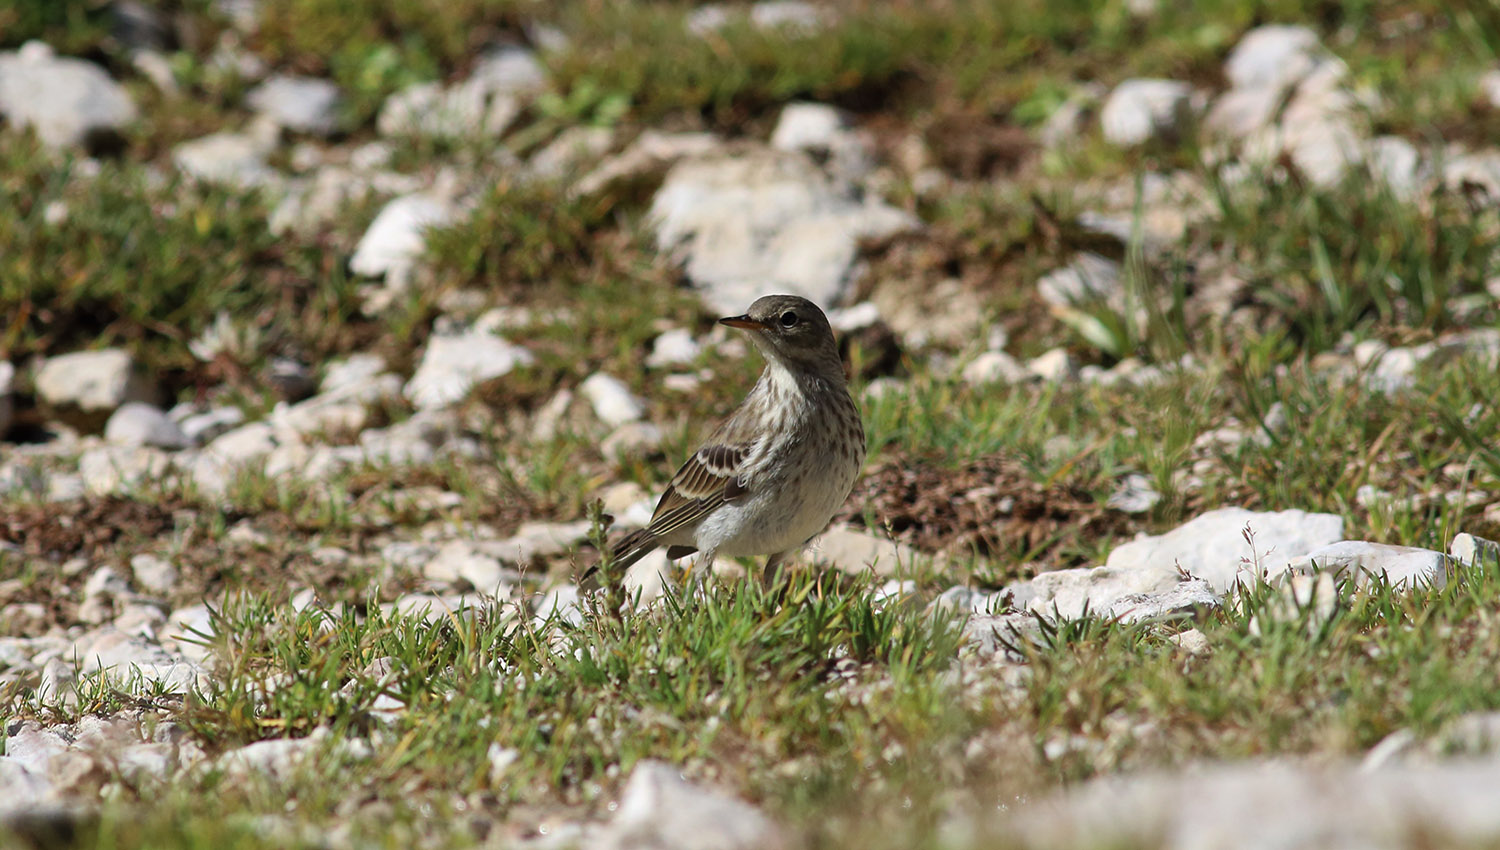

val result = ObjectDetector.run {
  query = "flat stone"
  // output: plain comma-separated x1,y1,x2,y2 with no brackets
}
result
1036,253,1124,312
349,193,456,281
649,147,917,315
961,351,1028,386
528,125,615,181
36,349,153,413
1105,507,1344,593
599,760,786,850
403,328,534,410
1451,532,1500,566
580,373,646,426
130,554,178,596
1005,758,1500,850
574,130,722,196
246,74,342,136
1224,24,1324,92
172,130,280,188
804,525,923,576
422,541,512,593
0,41,137,149
646,329,702,369
1270,540,1454,591
1099,79,1195,147
78,445,172,496
104,403,190,449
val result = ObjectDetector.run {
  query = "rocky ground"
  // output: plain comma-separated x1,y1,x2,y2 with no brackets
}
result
4,1,1500,848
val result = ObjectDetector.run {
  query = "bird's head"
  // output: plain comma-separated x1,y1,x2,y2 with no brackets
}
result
719,294,842,377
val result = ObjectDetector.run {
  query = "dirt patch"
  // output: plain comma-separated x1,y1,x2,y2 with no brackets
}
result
0,497,181,561
836,453,1133,577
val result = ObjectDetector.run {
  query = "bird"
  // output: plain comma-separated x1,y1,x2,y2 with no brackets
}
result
603,294,866,596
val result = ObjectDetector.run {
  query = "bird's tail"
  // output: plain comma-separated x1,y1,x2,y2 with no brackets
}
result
578,528,659,589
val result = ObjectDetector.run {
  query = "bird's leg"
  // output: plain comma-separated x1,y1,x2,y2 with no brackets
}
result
683,548,717,606
760,551,789,591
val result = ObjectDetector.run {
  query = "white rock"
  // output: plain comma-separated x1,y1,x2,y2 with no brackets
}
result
1365,136,1421,200
1037,253,1124,311
1481,70,1500,111
0,361,13,437
602,422,664,458
1273,541,1453,591
0,41,137,148
178,406,245,444
403,328,533,410
321,354,389,395
1099,79,1195,147
1015,563,1213,622
528,125,615,180
378,80,518,140
1203,85,1284,138
246,74,342,136
1007,758,1500,850
349,194,456,280
646,329,702,368
961,351,1028,386
580,374,646,426
36,349,152,412
1105,507,1344,593
1224,25,1324,92
470,45,547,97
130,553,178,596
205,421,278,463
804,525,921,576
601,760,785,850
1107,473,1161,514
649,148,917,315
105,403,191,449
78,445,172,495
1443,149,1500,203
574,130,722,196
0,757,51,813
688,1,825,35
1027,348,1077,382
534,585,583,628
769,102,871,179
827,301,882,333
218,729,368,781
1451,532,1500,566
423,540,511,592
172,130,279,188
1169,628,1210,655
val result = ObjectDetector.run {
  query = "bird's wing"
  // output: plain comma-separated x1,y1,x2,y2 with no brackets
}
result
644,440,754,540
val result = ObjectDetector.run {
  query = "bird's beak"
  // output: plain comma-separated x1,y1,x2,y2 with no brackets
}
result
719,315,769,331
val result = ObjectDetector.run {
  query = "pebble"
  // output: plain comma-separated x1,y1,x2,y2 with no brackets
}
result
0,41,137,149
580,373,646,426
35,349,153,413
104,403,191,449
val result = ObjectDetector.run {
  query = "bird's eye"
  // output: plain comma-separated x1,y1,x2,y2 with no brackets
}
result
779,311,799,328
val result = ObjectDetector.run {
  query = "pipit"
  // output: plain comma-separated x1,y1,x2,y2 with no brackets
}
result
607,294,866,593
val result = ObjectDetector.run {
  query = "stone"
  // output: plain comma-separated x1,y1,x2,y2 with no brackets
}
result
649,148,917,315
172,129,280,188
1169,628,1210,655
804,525,922,576
599,760,785,850
1004,758,1500,850
646,329,702,369
1481,70,1500,111
1272,541,1454,591
36,349,153,413
769,102,872,180
270,371,403,436
218,728,368,781
1443,150,1500,203
1099,79,1195,147
1224,25,1324,92
349,194,456,282
1011,563,1215,622
269,166,423,236
1039,84,1105,148
602,422,664,458
1451,532,1500,566
378,81,518,140
580,374,646,426
1106,473,1161,514
575,130,722,196
130,553,178,596
0,361,13,437
1365,136,1422,201
534,585,583,628
403,328,534,410
422,541,511,593
528,125,615,180
104,403,191,449
1036,253,1124,312
246,74,343,136
1027,348,1077,383
1105,507,1344,593
470,45,547,97
1203,85,1284,138
961,351,1028,386
78,445,172,496
0,41,137,149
